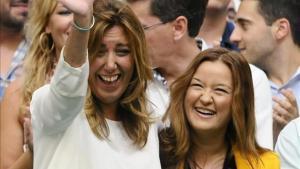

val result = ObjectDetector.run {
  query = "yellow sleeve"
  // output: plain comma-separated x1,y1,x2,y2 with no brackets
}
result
235,149,280,169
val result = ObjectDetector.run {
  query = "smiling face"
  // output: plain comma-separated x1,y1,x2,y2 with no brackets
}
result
45,2,73,57
184,60,233,134
89,26,134,114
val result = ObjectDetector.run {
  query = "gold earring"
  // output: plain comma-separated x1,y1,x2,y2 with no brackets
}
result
38,32,54,53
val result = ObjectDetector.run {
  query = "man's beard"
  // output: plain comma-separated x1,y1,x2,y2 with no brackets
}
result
0,12,26,32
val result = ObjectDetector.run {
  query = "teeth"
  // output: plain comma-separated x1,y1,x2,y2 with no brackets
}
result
100,75,119,82
195,108,215,115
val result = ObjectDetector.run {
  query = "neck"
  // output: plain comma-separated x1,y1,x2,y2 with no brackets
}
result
0,29,23,47
94,97,119,121
190,130,228,169
265,42,300,86
198,10,228,46
193,130,227,156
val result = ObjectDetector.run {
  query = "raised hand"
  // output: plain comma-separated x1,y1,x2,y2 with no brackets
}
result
57,0,95,16
56,0,96,67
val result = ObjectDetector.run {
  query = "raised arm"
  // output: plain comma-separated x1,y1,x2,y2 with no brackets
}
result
30,0,95,134
59,0,94,67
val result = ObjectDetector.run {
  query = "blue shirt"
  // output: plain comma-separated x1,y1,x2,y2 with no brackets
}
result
270,67,300,112
0,40,28,101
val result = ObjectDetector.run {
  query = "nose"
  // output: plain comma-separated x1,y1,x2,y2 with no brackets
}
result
104,53,117,72
229,27,241,45
199,90,213,105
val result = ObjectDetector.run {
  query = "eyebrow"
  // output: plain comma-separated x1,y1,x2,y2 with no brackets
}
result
116,43,129,48
99,43,129,47
235,17,252,25
192,78,202,83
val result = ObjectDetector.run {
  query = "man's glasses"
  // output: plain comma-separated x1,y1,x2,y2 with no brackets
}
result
143,22,165,30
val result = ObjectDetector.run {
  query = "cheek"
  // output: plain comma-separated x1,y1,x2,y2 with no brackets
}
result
216,97,232,115
185,89,199,103
49,27,66,47
122,58,134,74
89,59,101,74
184,89,196,112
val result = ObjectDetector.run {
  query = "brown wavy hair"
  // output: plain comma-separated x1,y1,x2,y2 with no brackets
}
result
160,48,266,168
85,0,153,148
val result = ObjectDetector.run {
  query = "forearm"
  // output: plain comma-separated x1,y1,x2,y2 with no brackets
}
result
63,6,93,67
31,53,89,133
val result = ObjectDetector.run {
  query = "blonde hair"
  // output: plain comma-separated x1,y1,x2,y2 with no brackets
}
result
85,0,153,148
21,0,58,115
160,48,266,169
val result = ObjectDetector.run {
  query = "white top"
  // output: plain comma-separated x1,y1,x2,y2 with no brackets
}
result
275,117,300,169
31,52,161,169
250,64,273,149
146,64,273,149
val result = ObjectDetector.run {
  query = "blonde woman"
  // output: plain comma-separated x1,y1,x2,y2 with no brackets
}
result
30,0,161,168
1,0,74,168
21,0,74,114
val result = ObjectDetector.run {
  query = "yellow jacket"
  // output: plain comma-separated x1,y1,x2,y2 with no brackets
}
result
234,149,280,169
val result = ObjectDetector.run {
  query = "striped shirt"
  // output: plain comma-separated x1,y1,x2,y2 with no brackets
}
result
0,40,28,101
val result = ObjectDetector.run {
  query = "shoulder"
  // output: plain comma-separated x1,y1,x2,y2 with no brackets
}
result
275,117,300,169
283,117,300,132
234,149,280,169
277,117,300,142
275,117,300,150
259,151,280,164
259,151,280,169
249,64,268,83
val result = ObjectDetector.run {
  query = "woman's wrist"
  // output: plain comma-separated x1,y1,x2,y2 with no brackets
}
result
73,15,95,32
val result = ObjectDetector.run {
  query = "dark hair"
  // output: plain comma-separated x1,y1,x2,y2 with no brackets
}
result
150,0,208,37
257,0,300,46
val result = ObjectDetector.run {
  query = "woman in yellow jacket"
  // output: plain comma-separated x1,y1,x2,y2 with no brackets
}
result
159,48,280,169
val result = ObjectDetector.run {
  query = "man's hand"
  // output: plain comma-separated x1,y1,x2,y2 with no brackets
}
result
273,88,299,126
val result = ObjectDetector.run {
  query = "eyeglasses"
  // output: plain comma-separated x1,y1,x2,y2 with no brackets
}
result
142,22,165,30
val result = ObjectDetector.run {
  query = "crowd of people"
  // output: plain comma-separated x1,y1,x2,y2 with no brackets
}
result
1,0,299,169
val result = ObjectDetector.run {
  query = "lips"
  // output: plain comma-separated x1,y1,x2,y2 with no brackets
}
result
195,107,216,117
11,2,28,7
238,47,246,52
98,74,120,84
11,0,28,4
